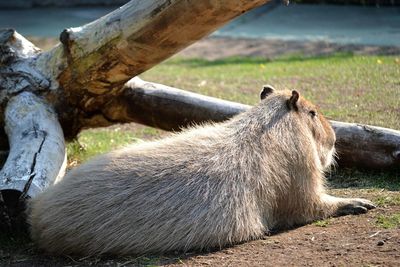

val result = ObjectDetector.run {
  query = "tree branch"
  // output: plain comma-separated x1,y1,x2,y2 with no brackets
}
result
332,121,400,169
0,92,66,231
34,0,271,131
103,77,249,130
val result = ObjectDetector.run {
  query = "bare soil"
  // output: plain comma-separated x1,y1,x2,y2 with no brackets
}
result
29,36,400,59
165,190,400,267
3,37,398,267
178,37,400,60
1,190,398,267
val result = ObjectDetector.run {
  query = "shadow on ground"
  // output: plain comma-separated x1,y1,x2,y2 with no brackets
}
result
328,168,400,191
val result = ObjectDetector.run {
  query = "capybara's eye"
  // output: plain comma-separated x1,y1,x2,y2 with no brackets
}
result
309,110,317,118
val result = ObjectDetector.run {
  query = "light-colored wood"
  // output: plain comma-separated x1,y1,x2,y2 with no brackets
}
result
0,92,66,198
0,29,66,201
0,92,65,231
37,0,271,91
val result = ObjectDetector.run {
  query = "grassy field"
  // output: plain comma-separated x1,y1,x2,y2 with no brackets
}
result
141,54,400,129
71,54,400,157
68,53,400,186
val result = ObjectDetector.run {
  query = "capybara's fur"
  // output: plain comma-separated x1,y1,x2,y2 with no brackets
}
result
29,87,375,256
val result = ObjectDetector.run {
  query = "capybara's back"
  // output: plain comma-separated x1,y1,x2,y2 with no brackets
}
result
29,87,375,256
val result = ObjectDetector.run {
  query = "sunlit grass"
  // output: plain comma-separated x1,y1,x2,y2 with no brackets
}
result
67,128,139,165
313,219,330,227
374,195,400,207
376,213,400,229
67,125,165,165
142,54,400,130
67,54,400,194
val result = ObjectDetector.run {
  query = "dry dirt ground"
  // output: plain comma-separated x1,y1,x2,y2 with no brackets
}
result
1,190,399,267
1,37,398,267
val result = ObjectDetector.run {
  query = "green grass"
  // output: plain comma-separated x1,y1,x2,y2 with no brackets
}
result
67,126,165,165
374,195,400,207
67,128,141,164
67,54,399,192
142,54,400,130
327,168,400,191
313,219,330,227
376,213,400,229
130,256,161,266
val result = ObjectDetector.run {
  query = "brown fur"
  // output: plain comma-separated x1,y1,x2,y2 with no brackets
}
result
29,88,374,256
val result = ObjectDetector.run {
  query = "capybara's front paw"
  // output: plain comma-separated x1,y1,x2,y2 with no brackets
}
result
334,198,376,217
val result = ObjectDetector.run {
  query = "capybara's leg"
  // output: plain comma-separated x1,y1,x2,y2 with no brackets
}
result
321,194,376,217
333,198,376,216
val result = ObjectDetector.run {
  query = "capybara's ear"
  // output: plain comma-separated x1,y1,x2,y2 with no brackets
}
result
287,90,300,111
260,85,275,100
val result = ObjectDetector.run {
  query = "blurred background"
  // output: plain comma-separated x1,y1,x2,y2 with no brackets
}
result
0,0,399,47
0,0,400,46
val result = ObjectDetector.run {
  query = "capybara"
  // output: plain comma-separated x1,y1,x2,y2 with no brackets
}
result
29,86,375,255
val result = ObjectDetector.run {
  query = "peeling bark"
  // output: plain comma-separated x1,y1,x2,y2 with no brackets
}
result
0,29,66,232
0,92,66,232
0,92,65,196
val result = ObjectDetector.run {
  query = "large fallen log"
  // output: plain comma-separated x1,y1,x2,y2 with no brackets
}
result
0,0,272,232
105,77,400,170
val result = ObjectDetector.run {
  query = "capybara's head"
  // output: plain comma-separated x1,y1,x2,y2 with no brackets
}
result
260,85,336,171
